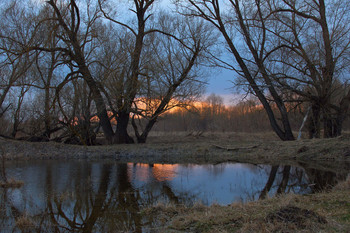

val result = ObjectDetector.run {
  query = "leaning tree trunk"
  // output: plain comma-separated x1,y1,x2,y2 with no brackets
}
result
259,166,279,200
217,7,294,141
276,166,291,195
47,0,116,144
132,117,156,144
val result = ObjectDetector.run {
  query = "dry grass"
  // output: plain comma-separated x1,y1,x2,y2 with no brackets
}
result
144,177,350,232
1,131,350,167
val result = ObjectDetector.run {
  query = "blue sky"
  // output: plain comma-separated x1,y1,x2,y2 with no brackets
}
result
204,67,242,105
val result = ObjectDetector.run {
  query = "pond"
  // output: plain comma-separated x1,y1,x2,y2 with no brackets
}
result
0,160,349,232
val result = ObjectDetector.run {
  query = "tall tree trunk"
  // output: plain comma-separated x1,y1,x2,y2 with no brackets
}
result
114,112,134,144
112,1,150,144
308,104,321,139
334,90,350,136
233,1,294,141
79,65,115,144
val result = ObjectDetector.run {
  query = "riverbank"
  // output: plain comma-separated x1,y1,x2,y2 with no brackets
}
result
145,177,350,232
1,132,350,166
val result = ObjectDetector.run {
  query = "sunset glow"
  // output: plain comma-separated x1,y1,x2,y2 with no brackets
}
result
127,163,179,182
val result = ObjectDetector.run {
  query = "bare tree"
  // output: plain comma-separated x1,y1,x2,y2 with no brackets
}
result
98,0,159,143
14,0,119,143
0,1,36,119
130,15,215,143
267,0,350,138
179,0,295,140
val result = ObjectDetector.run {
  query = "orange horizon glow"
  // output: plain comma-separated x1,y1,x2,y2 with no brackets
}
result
127,163,179,182
72,97,276,125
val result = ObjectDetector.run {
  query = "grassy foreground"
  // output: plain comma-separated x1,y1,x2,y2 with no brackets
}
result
145,178,350,232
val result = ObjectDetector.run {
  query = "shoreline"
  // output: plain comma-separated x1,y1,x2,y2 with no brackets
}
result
1,132,350,165
1,132,349,232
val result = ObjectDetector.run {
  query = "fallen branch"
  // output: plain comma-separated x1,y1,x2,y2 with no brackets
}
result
213,144,261,151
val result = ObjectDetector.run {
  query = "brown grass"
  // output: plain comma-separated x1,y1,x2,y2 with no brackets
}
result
1,131,350,167
144,131,350,168
143,177,350,232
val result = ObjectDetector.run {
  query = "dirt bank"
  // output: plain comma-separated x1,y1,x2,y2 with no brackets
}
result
1,132,350,166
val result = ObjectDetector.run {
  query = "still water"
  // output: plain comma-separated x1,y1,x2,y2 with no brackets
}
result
0,161,348,232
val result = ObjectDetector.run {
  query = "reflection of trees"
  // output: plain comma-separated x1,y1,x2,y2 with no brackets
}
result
276,166,291,194
259,165,308,200
0,162,201,232
259,166,279,199
5,161,348,231
0,184,49,231
44,163,145,232
259,164,349,200
304,169,348,193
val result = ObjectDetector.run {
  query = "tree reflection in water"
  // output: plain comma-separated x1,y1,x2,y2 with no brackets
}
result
259,164,348,200
0,161,348,232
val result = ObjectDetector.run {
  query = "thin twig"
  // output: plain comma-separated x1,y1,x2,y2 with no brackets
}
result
213,144,261,151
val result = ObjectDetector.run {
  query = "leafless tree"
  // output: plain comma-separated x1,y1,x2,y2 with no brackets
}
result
130,15,216,143
267,0,350,138
18,0,117,143
0,1,36,119
97,0,161,143
179,0,295,140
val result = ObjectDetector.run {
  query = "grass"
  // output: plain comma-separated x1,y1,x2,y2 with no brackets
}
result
143,177,350,232
1,131,350,166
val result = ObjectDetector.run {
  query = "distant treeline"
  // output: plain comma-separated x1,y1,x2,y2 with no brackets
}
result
153,95,350,135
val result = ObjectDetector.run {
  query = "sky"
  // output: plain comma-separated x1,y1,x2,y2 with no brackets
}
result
205,68,239,105
22,0,241,105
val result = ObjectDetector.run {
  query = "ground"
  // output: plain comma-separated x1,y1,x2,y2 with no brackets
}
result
1,131,350,232
1,132,350,166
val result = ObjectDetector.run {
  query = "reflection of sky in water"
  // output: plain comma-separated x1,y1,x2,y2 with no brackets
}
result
5,161,314,209
2,161,347,232
125,163,308,205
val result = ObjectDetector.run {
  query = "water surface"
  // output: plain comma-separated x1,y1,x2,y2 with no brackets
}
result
0,161,348,232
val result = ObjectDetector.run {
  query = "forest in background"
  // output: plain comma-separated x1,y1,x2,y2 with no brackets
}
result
139,94,350,135
0,0,350,145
